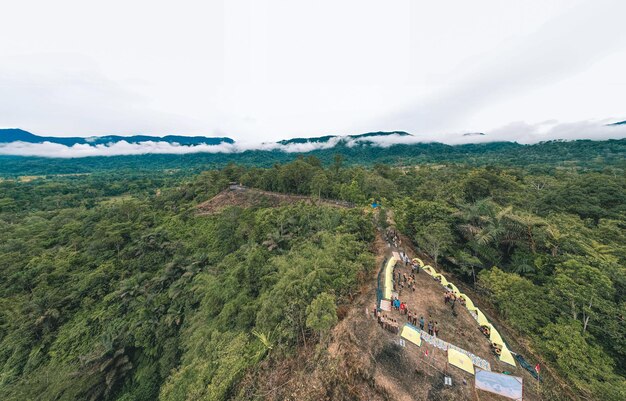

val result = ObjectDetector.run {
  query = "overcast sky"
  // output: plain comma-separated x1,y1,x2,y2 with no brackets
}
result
1,0,626,142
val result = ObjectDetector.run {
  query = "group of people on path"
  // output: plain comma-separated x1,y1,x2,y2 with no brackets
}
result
386,228,401,248
395,270,417,294
444,291,465,311
426,319,440,337
407,310,425,331
373,307,400,334
388,293,442,338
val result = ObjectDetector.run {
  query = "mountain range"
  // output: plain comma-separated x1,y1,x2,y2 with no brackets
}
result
0,128,423,149
277,131,412,145
0,129,234,146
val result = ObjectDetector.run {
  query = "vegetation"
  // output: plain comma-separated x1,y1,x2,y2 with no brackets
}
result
1,140,625,400
1,137,624,177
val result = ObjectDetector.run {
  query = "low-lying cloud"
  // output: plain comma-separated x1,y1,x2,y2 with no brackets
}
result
0,136,345,158
1,120,625,158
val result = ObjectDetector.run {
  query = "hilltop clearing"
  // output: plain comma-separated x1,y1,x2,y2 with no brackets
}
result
196,185,353,215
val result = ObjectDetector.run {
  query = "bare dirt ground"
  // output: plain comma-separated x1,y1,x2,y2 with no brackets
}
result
196,186,353,215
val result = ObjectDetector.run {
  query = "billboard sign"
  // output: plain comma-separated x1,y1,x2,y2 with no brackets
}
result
475,368,523,400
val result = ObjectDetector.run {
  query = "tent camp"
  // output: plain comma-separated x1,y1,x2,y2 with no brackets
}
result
448,348,475,374
489,325,504,346
476,309,489,327
433,273,449,286
499,345,516,367
408,258,515,366
423,265,436,276
459,294,477,311
400,324,422,346
446,283,461,295
412,257,424,267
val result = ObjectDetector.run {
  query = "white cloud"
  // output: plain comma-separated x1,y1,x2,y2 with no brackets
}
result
1,121,624,157
0,136,345,157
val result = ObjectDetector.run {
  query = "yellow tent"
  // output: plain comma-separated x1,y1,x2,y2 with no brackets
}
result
412,257,424,267
447,283,461,295
400,324,422,347
460,294,477,311
476,308,489,327
423,265,436,276
383,258,394,299
433,273,449,286
448,348,475,374
489,325,504,346
499,345,516,367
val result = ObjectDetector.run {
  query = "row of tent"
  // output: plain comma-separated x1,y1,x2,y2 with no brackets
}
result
414,257,516,367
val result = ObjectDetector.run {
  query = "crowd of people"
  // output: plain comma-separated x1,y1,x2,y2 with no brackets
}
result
386,228,401,248
373,307,400,334
396,271,417,294
374,295,442,338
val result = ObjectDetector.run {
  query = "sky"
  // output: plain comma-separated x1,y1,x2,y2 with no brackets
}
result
1,0,626,145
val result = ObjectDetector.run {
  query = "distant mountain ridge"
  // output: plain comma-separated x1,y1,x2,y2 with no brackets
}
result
1,129,415,148
0,128,418,151
0,129,234,146
278,131,411,145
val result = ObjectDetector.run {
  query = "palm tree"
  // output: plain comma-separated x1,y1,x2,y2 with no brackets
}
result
456,199,495,240
503,211,547,253
76,334,133,401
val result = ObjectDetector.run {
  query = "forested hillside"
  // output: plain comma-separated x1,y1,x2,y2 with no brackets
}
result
1,137,625,176
0,150,625,400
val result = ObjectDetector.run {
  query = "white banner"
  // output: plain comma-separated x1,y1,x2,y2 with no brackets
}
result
475,368,523,400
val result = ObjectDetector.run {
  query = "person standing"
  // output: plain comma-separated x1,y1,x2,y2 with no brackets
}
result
419,316,425,330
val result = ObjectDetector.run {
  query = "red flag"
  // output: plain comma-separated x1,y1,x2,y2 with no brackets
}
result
535,364,540,373
425,349,429,357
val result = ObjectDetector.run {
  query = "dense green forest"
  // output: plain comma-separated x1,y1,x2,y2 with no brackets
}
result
1,146,625,399
1,138,625,176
